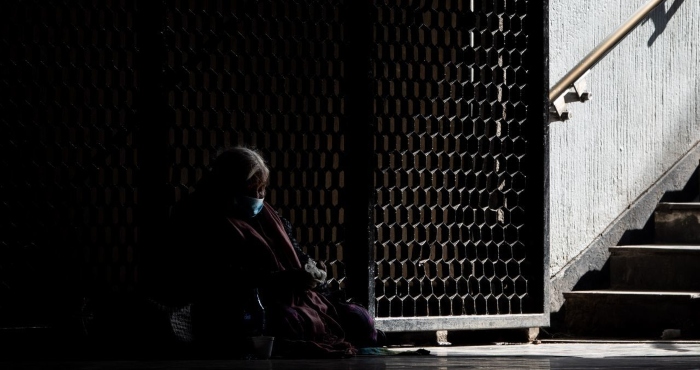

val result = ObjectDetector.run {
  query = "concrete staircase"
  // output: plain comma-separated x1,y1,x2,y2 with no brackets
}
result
563,203,700,338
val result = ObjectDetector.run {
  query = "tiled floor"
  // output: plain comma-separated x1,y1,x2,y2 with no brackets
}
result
3,342,700,369
4,357,700,370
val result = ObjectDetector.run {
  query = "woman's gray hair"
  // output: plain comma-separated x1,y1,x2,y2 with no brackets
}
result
210,146,270,191
245,148,269,183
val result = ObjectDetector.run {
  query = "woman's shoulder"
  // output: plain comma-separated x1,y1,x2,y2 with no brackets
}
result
169,192,221,227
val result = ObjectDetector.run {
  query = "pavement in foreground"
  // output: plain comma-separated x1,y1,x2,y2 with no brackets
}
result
2,341,700,369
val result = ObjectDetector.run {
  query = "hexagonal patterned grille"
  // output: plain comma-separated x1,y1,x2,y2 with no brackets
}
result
372,0,532,317
163,0,349,290
1,0,138,323
1,0,544,328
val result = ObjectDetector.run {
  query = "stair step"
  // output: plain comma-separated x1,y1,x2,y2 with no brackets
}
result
655,202,700,244
563,291,700,338
610,245,700,291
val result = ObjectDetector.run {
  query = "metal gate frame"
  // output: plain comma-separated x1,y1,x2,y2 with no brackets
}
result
352,0,551,332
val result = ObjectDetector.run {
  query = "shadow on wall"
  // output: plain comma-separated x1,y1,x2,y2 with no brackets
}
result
546,166,700,335
646,0,686,46
617,166,699,245
546,260,611,338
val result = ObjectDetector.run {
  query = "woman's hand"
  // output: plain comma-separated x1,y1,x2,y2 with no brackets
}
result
304,259,327,289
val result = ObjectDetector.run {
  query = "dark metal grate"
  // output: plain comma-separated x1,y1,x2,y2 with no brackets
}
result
372,0,532,318
0,0,138,323
1,0,545,329
163,0,349,290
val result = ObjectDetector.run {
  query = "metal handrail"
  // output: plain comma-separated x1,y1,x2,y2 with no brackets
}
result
549,0,665,102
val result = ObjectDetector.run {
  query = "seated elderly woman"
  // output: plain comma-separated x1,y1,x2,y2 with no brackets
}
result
154,146,377,358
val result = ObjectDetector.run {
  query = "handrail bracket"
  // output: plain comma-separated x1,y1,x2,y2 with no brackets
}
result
550,71,592,122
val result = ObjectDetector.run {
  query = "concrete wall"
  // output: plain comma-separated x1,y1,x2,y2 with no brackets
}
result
548,0,700,278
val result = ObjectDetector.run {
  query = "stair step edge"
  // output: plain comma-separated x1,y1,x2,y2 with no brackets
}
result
610,245,700,253
656,202,700,211
564,291,700,298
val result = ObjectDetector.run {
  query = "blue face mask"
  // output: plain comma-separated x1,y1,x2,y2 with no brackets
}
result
235,195,265,218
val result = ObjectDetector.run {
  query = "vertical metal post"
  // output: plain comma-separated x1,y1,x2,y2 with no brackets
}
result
133,0,169,292
343,0,375,312
522,0,550,317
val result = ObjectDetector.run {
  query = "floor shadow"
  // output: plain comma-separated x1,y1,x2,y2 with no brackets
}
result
647,0,687,47
652,342,692,353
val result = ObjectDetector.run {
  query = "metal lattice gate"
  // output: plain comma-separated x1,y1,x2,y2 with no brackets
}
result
0,0,140,327
369,1,549,331
0,0,548,332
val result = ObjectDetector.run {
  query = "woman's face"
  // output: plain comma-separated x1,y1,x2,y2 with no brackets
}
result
244,174,268,199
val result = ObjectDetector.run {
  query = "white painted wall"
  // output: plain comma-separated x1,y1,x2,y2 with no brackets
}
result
548,0,700,277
